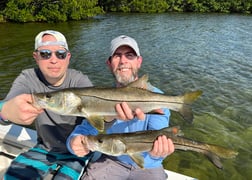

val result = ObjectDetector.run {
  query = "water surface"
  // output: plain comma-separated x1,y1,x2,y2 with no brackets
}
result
0,13,251,180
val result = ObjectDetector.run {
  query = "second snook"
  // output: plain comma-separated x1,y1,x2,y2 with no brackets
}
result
32,75,202,131
84,127,238,169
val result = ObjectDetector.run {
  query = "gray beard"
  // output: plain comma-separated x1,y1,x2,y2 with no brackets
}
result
114,71,138,87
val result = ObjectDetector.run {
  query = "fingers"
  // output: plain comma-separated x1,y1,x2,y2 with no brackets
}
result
134,108,145,120
115,102,134,120
116,102,145,120
152,108,164,114
150,136,174,158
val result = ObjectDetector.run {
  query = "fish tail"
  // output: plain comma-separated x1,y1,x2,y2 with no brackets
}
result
183,90,203,104
175,142,238,169
178,90,203,123
204,144,238,169
175,144,224,168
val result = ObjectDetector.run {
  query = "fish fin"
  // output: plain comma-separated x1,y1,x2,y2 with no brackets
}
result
179,105,194,123
127,74,149,89
87,115,105,132
162,126,183,136
178,90,203,123
129,153,145,169
205,151,223,169
184,90,203,104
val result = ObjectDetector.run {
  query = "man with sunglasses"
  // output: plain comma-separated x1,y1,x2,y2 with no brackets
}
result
1,30,95,179
67,35,174,180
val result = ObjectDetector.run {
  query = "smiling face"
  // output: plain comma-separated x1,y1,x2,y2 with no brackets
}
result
107,45,142,87
33,34,71,86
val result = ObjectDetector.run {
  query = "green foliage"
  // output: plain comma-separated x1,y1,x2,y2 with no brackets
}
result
35,1,67,22
2,0,103,22
130,0,168,13
165,0,185,12
0,0,251,22
3,0,34,22
98,0,252,14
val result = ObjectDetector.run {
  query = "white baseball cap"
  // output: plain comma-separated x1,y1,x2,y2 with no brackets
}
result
34,30,69,50
110,35,140,56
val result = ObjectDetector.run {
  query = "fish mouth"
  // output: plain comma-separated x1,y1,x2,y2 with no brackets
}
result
85,136,98,151
31,94,47,109
31,93,41,109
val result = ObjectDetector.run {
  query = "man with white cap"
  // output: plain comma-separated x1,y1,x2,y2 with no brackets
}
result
1,30,94,179
67,35,174,180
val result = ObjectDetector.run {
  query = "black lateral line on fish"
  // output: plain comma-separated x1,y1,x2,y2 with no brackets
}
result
80,95,188,104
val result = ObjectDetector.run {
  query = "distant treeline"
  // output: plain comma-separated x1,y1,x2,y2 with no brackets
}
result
0,0,104,22
0,0,251,23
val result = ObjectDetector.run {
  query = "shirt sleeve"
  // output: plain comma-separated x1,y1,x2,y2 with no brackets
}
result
141,108,170,167
4,71,32,100
146,108,170,130
66,120,98,155
144,84,171,167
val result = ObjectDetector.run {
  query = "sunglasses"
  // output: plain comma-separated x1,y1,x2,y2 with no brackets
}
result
112,52,137,60
36,49,68,60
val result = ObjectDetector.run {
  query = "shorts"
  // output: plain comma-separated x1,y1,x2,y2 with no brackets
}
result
4,146,92,180
81,154,167,180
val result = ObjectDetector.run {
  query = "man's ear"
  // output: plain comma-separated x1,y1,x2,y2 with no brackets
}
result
137,56,143,68
106,56,112,65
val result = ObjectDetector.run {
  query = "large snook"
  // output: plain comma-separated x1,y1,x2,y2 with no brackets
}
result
85,127,238,169
32,75,202,131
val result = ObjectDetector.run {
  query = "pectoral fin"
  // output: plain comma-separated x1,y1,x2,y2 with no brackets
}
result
87,115,105,132
129,153,144,169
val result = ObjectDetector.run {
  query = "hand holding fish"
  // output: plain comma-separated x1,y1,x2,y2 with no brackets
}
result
70,135,90,157
115,102,165,121
149,135,174,158
84,127,238,169
115,102,145,120
2,94,43,125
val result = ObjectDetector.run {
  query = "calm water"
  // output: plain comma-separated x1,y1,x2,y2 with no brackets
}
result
0,13,251,180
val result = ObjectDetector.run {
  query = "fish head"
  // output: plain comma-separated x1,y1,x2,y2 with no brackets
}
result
32,90,81,115
86,135,113,152
86,135,127,156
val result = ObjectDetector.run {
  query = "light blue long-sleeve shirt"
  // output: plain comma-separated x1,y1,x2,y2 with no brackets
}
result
66,85,170,168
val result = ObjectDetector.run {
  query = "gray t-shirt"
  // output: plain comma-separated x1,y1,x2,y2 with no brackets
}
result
5,68,93,153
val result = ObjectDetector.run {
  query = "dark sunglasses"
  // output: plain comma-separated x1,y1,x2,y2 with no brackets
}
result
36,49,68,60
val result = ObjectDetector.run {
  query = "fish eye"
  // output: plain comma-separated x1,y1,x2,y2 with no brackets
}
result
45,94,52,99
98,139,103,143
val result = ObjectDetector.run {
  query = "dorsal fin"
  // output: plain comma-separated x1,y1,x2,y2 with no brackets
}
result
127,74,149,89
